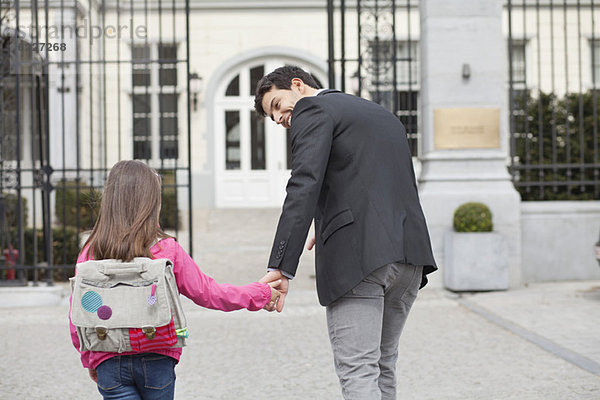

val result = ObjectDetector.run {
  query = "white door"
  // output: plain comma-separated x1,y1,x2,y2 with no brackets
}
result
214,60,323,208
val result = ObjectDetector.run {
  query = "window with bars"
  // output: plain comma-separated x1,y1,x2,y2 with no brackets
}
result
131,43,179,161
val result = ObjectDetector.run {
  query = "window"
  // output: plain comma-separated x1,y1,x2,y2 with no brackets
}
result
0,68,45,163
510,42,526,86
508,41,529,123
592,39,600,85
225,111,241,170
225,74,240,96
369,40,418,88
397,91,419,155
131,43,179,161
221,66,268,171
250,111,266,170
397,41,419,86
249,65,266,170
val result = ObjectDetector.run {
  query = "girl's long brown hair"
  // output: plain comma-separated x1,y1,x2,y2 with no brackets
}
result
83,160,171,261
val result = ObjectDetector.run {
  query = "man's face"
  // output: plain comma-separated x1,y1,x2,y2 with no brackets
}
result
261,79,306,129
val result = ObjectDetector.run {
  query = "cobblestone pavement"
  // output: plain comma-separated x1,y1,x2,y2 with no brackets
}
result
1,209,599,399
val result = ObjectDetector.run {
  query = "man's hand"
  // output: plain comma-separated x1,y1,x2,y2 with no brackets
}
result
307,236,316,250
260,270,289,313
88,368,98,383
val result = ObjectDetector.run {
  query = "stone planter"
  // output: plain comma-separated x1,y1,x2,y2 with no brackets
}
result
444,231,509,291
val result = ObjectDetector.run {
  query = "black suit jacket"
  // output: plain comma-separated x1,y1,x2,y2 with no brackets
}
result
268,90,437,306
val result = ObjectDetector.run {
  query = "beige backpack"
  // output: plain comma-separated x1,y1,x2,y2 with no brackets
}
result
70,257,187,353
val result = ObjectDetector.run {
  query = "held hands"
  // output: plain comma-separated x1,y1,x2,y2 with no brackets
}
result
260,270,289,313
261,236,313,313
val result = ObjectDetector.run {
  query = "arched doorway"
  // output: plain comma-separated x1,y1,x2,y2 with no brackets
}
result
213,56,326,207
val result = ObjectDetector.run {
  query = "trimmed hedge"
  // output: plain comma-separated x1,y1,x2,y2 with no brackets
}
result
54,180,101,230
453,202,493,233
1,193,28,228
512,90,600,200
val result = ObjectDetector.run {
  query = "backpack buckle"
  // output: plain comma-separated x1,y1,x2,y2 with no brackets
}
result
143,327,156,340
96,327,108,341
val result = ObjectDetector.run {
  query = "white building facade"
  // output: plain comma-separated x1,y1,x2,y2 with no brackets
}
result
2,0,599,286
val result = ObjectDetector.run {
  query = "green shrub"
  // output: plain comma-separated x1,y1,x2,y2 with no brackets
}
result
1,192,28,228
511,90,600,200
453,202,493,233
53,174,179,231
160,190,179,230
54,180,101,229
6,226,79,281
15,226,79,264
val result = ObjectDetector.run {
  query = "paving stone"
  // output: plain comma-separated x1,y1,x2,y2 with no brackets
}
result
1,209,598,399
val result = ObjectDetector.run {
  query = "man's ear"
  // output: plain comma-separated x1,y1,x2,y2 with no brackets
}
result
291,78,305,93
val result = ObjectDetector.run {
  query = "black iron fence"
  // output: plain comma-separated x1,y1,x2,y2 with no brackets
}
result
508,0,600,200
327,0,420,156
0,0,192,286
2,0,598,288
328,1,599,198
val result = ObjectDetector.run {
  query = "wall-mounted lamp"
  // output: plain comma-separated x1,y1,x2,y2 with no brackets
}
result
189,72,203,111
462,63,471,80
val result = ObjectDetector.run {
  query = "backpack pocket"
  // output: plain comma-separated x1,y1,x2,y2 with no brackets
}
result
78,325,131,353
72,279,172,329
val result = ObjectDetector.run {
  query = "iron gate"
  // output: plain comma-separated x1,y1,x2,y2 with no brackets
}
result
0,0,193,286
508,0,600,200
327,0,420,156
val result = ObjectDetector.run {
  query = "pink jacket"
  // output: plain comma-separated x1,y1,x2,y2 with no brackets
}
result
69,237,271,370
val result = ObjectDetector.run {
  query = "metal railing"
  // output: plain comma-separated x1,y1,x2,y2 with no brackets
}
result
0,0,193,285
508,0,600,200
327,0,420,156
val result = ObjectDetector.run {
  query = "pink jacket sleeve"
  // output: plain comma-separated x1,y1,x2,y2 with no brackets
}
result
171,242,271,311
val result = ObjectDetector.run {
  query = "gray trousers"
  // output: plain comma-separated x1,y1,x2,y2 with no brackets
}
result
326,263,423,400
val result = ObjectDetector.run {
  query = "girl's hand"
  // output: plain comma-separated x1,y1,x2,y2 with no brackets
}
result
265,280,282,311
88,368,98,383
260,271,289,312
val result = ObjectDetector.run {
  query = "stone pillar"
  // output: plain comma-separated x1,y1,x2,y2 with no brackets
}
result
418,0,522,288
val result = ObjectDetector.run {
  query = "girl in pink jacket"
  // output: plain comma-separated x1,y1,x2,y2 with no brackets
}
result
69,160,280,399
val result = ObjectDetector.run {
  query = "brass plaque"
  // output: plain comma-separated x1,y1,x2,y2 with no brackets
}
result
434,108,500,149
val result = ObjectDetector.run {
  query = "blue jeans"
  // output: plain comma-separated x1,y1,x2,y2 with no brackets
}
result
96,354,176,400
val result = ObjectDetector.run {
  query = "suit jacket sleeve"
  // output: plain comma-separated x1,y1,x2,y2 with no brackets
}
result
268,98,334,277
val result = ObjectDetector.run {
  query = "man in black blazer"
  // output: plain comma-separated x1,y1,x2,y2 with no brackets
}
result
255,66,436,400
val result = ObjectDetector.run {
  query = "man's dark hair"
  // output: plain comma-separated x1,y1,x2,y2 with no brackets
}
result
254,65,321,117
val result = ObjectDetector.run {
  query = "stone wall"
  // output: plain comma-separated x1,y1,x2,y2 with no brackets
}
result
521,201,600,283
